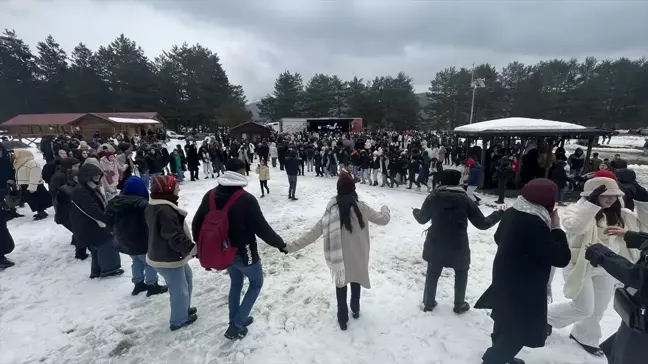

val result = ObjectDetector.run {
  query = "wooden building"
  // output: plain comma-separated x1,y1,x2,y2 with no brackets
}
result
230,121,273,141
0,112,165,139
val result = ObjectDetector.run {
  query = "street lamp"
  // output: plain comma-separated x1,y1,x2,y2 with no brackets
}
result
469,66,485,124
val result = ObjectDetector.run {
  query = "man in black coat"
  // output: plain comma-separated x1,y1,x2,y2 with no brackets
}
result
284,150,301,201
0,210,15,268
413,169,504,314
191,158,286,339
256,141,269,165
494,157,514,204
185,142,200,181
70,164,123,278
475,179,570,364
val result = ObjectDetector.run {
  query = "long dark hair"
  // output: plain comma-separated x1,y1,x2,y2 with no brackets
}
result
596,199,625,228
336,191,365,233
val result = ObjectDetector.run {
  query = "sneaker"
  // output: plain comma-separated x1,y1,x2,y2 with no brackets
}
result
291,197,299,201
89,273,100,279
261,195,265,198
224,325,248,340
453,302,470,314
570,334,604,356
423,301,438,312
0,256,15,269
170,313,198,331
131,282,148,296
146,283,169,297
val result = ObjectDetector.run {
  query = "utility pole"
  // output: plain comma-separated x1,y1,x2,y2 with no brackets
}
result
469,64,485,124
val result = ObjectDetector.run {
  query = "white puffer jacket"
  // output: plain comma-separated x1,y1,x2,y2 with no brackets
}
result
13,149,42,192
562,198,648,298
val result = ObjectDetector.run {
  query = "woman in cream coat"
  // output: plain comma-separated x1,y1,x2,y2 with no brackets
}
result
13,149,51,220
547,176,648,356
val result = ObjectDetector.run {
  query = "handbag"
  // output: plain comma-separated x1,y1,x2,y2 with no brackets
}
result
614,288,648,333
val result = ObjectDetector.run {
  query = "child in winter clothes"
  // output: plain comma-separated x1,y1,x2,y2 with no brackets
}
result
285,172,391,330
255,161,271,197
145,175,197,331
547,177,648,356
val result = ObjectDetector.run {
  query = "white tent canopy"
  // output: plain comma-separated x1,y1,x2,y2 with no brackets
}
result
108,117,160,124
453,117,586,133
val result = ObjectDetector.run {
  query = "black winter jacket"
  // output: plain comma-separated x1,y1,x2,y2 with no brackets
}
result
106,195,149,256
284,156,301,176
70,166,111,247
192,184,285,267
413,186,503,269
475,209,570,348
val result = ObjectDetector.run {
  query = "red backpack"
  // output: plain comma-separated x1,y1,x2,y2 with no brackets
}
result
197,189,245,270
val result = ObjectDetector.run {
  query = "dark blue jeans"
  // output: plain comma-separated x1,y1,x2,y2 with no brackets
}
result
227,257,264,329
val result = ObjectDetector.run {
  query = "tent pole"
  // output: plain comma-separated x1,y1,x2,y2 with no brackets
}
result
544,138,554,178
584,136,595,172
480,137,489,188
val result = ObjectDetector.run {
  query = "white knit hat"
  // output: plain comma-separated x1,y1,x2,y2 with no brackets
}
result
580,177,625,197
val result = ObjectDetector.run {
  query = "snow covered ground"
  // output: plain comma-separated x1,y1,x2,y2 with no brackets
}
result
0,153,620,364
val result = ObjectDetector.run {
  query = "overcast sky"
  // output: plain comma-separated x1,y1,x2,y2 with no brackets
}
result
2,0,647,102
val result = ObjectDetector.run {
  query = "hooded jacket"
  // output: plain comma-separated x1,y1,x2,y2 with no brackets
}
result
13,150,42,192
191,171,285,267
70,164,111,247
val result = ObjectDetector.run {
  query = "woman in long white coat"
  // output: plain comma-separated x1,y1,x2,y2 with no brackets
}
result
547,176,648,356
285,171,390,330
13,149,51,220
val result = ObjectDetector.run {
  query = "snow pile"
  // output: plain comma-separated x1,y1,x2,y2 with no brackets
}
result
454,117,587,133
108,117,160,124
0,157,613,364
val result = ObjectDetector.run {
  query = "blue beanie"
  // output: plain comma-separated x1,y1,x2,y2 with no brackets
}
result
122,176,149,198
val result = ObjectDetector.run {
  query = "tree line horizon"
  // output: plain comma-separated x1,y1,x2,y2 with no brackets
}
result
1,30,646,132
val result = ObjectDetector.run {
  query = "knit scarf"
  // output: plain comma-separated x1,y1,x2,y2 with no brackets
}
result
323,197,345,287
512,196,551,228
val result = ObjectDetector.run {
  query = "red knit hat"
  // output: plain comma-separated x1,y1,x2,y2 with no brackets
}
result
593,170,617,180
522,178,558,212
150,175,178,199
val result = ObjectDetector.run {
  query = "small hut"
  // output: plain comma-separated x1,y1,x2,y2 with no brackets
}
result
230,121,272,141
452,117,613,187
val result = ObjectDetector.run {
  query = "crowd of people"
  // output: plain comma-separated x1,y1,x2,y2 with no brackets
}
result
1,128,647,364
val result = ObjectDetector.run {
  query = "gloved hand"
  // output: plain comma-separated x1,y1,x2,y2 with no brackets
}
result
585,243,613,267
587,185,607,205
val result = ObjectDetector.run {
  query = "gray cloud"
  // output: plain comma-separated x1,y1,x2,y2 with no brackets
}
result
3,0,647,101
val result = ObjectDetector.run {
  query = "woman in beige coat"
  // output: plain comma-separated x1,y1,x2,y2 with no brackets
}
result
13,149,51,220
286,171,390,330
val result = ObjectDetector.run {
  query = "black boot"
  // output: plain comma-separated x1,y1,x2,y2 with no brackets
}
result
224,324,248,340
423,300,438,312
188,307,197,315
0,256,15,269
34,210,48,220
170,313,198,331
131,282,148,296
146,282,169,297
75,248,89,261
453,302,470,314
570,334,604,356
100,268,125,278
